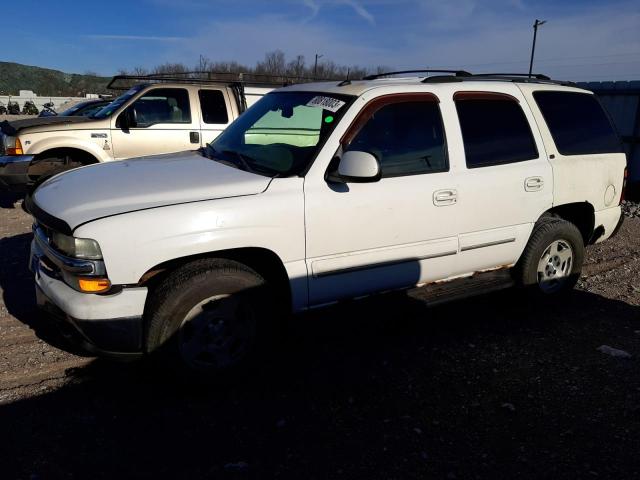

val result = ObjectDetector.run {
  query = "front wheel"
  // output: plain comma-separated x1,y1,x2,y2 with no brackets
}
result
516,218,585,295
145,258,274,379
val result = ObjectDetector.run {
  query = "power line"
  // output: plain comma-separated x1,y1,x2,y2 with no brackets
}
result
438,52,640,69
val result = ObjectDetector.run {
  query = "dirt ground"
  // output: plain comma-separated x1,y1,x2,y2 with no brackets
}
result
1,192,639,480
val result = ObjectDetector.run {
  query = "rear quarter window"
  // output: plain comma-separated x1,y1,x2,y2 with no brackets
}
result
533,91,622,155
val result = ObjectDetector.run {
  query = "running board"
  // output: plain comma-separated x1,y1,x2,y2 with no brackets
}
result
410,269,515,306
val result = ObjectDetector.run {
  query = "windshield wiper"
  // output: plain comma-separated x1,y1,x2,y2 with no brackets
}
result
202,145,283,178
222,150,255,174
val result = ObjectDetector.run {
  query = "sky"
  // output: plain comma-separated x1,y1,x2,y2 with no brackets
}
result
2,0,639,81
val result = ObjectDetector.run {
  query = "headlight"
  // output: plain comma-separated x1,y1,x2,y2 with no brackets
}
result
3,135,23,155
51,232,103,259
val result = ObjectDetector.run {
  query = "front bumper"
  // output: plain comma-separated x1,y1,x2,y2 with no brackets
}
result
0,154,34,190
30,237,148,357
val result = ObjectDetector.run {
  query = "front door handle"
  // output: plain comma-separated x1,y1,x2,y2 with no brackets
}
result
525,176,544,192
190,131,200,144
433,189,458,206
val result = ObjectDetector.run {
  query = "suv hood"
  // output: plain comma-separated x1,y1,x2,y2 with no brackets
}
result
29,151,272,232
0,116,93,135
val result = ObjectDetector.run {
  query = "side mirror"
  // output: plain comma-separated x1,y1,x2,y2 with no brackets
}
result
116,106,137,130
327,151,381,183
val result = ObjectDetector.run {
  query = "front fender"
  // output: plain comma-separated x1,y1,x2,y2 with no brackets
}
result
27,135,112,163
72,180,306,286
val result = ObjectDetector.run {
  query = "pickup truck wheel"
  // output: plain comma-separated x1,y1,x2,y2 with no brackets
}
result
145,259,271,378
516,218,584,295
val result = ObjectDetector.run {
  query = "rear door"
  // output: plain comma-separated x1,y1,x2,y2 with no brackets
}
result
449,87,553,274
198,88,233,146
110,87,200,159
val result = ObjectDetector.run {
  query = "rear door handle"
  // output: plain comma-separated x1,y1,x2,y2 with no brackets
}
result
190,131,200,144
525,176,544,192
433,189,458,206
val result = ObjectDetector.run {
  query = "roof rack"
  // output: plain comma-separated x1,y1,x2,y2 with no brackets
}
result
470,73,550,80
362,69,472,80
421,72,576,86
107,71,340,90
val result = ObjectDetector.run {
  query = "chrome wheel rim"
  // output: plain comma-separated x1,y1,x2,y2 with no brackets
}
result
536,239,574,293
178,293,256,371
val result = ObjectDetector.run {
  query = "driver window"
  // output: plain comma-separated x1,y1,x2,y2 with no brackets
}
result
133,88,191,126
345,100,448,178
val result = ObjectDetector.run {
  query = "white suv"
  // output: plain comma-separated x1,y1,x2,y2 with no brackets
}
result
25,71,627,377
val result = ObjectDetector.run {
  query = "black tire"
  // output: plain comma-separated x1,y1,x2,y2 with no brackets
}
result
515,218,584,295
27,154,95,188
145,258,274,379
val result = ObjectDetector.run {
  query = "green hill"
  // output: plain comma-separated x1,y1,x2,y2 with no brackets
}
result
0,62,110,96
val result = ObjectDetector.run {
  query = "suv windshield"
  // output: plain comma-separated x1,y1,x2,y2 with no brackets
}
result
91,85,145,119
210,91,354,177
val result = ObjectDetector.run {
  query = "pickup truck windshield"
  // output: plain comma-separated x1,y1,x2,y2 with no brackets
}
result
210,91,355,177
91,85,145,119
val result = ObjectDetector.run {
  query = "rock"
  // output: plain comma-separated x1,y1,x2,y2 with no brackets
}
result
501,402,516,412
224,461,249,473
597,345,632,358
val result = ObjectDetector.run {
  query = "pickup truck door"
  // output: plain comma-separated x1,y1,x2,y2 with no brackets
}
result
304,93,462,307
448,87,553,274
198,88,233,146
110,87,201,160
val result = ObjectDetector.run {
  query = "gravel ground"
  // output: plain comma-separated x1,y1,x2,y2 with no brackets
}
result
1,194,639,479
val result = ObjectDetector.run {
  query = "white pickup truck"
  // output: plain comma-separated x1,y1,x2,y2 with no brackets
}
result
25,71,626,379
0,74,272,190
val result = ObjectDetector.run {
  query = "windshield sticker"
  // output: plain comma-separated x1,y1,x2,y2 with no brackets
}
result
306,96,346,112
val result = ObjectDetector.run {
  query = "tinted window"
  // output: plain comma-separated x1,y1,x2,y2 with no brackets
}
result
133,88,191,126
455,97,538,168
533,91,622,155
199,89,229,124
346,101,448,177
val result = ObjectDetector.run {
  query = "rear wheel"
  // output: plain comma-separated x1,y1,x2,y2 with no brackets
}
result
516,218,584,295
145,259,274,378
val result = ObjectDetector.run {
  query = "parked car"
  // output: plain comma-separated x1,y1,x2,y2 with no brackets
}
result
0,101,7,115
38,98,112,118
24,71,626,379
0,74,273,190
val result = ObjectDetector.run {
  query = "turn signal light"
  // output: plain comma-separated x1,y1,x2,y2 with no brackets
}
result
7,137,23,155
78,278,111,293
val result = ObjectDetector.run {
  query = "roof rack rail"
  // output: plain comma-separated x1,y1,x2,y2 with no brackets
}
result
422,72,576,87
470,72,551,80
362,69,472,80
107,71,340,90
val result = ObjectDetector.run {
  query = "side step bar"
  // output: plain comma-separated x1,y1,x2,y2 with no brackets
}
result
410,269,515,306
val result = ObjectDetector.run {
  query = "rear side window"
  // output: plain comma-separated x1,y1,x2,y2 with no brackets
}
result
533,91,622,155
455,94,538,168
345,100,448,177
199,90,229,124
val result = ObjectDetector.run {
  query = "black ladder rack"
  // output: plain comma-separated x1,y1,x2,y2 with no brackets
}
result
106,71,341,90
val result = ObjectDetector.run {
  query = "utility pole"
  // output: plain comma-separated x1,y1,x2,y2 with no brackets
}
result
314,53,323,77
528,19,546,77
